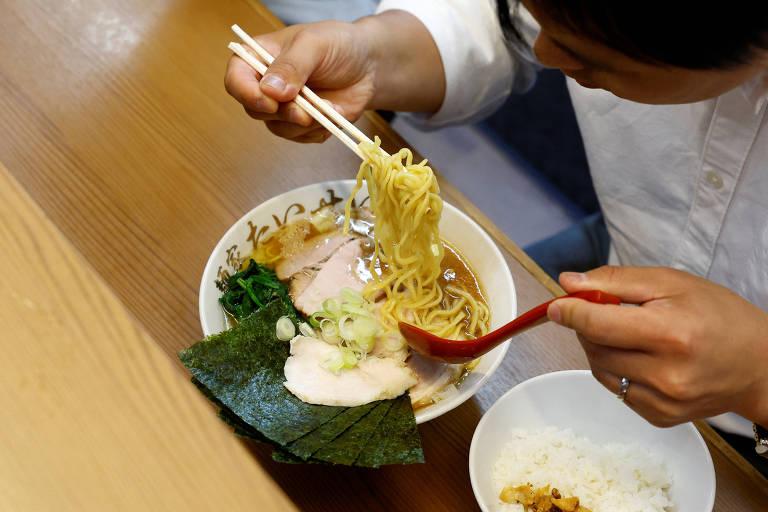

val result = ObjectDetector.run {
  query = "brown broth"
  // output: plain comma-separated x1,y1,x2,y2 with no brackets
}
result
439,242,486,305
439,242,489,339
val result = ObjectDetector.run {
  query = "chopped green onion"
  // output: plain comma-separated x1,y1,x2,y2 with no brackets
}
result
322,298,342,317
319,318,340,343
311,290,386,371
321,350,345,374
321,346,359,374
309,312,324,328
356,335,375,353
275,316,296,341
298,322,316,337
352,316,378,341
340,287,364,304
341,346,358,368
338,315,355,341
340,303,373,317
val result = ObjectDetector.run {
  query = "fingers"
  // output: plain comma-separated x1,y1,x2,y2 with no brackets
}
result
265,122,330,143
259,31,329,102
245,101,315,124
559,266,687,304
294,129,332,144
259,99,347,142
225,28,349,144
225,55,279,114
591,368,688,427
579,338,657,384
237,82,335,143
548,298,660,350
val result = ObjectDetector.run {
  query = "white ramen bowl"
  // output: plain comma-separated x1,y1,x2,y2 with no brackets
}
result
199,180,516,424
469,370,716,512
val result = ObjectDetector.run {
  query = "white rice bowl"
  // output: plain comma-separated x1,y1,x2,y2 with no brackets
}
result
469,371,715,512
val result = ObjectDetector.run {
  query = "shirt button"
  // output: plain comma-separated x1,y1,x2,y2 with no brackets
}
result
705,170,724,189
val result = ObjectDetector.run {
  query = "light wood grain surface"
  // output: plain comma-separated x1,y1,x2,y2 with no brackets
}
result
0,162,295,511
0,0,765,510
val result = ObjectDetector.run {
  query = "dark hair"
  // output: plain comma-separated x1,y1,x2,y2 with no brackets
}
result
497,0,768,69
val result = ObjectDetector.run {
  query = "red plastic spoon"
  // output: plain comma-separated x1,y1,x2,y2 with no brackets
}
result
398,290,621,363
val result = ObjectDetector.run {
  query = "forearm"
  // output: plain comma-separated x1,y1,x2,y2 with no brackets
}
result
355,10,446,114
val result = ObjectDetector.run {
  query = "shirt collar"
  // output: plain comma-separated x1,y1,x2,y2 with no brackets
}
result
741,70,768,114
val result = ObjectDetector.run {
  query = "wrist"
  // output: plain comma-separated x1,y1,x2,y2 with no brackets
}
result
354,11,445,113
351,14,386,110
744,388,768,429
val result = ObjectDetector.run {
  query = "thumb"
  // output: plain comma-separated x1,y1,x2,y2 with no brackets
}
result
259,32,327,102
558,266,679,304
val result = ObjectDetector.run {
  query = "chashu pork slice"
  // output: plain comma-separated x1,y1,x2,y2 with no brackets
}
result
284,336,417,407
275,232,352,280
407,352,463,407
289,268,318,304
293,239,365,317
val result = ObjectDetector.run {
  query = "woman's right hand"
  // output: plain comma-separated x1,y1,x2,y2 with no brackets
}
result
224,12,446,143
225,20,377,143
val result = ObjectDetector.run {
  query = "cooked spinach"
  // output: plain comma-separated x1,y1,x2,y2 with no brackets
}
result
219,260,289,321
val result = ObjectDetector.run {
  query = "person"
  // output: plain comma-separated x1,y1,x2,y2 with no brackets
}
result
260,0,378,25
224,0,768,470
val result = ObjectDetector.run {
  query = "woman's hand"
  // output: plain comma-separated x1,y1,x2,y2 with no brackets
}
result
224,12,445,143
547,266,768,428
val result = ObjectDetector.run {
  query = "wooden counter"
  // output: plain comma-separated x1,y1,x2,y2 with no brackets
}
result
0,0,765,509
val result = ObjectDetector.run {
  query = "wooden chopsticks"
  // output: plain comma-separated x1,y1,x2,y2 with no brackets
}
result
230,24,381,160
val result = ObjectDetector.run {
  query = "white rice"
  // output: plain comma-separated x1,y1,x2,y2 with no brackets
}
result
492,427,673,512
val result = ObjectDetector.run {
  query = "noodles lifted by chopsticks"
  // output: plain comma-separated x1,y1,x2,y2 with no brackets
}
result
344,137,489,339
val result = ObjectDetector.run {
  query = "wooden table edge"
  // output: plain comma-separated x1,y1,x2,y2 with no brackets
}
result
0,161,298,511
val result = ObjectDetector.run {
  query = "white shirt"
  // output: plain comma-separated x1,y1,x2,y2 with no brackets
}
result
378,0,768,437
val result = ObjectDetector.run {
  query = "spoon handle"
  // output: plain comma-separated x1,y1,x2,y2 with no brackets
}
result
495,290,622,339
398,290,622,364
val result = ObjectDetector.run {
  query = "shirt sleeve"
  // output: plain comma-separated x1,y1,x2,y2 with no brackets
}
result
376,0,540,127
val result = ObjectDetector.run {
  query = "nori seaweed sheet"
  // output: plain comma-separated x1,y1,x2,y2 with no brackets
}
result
192,377,276,444
194,377,317,463
312,401,394,465
355,394,425,467
272,449,328,465
180,299,346,445
285,402,379,460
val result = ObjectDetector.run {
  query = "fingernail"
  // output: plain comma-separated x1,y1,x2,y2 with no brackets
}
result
560,272,587,284
262,74,285,93
548,302,562,324
332,102,345,116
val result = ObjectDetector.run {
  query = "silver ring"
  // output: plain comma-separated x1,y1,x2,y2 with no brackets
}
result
617,376,631,401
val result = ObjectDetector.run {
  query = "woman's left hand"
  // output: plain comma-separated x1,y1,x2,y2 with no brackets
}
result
548,266,768,427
